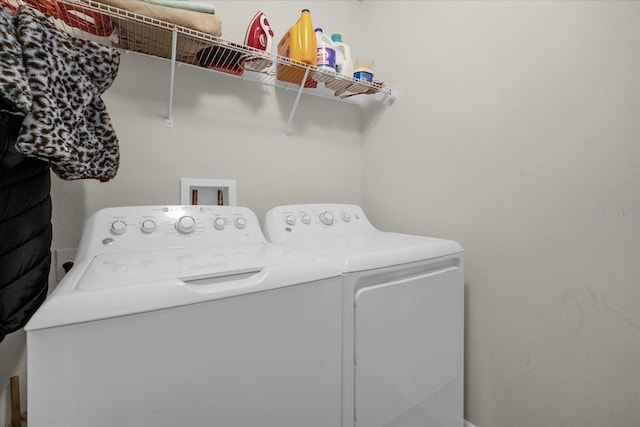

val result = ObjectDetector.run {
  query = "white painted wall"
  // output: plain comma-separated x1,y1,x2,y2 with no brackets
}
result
51,1,366,239
1,1,365,422
2,2,639,427
362,2,640,427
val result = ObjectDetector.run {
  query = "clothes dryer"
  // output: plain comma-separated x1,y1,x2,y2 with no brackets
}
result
264,204,464,427
26,205,343,427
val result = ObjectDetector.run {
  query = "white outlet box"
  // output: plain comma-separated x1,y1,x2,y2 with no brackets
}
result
180,178,237,206
55,248,77,282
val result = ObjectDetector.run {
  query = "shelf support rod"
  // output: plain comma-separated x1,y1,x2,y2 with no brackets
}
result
166,26,178,128
282,67,311,141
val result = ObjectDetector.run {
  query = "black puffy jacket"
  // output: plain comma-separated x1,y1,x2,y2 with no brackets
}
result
0,4,119,341
0,95,51,342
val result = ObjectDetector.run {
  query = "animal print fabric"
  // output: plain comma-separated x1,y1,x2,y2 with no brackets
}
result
0,7,31,115
15,5,121,181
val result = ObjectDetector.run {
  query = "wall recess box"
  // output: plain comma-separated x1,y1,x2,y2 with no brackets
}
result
180,178,237,206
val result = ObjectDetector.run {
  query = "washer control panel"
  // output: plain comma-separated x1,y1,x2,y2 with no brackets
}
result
79,205,265,257
263,204,376,243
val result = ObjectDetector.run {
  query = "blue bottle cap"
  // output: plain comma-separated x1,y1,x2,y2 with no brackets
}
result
331,33,342,43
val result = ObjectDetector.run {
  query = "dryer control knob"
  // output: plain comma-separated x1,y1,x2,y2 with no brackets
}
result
285,215,296,226
341,212,351,222
235,217,247,229
319,211,334,226
110,220,127,235
302,214,312,225
214,217,226,230
141,219,157,234
176,216,196,234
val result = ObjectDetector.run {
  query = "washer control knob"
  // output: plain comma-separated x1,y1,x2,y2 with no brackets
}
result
285,215,296,226
176,216,196,234
110,220,127,235
319,211,334,226
341,212,351,222
235,217,247,229
214,217,226,230
301,214,312,225
141,219,157,234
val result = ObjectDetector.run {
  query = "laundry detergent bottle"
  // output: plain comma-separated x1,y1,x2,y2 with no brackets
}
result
277,8,317,85
331,33,353,77
315,28,336,73
278,8,316,65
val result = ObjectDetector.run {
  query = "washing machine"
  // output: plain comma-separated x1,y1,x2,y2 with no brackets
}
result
25,205,343,427
264,203,465,427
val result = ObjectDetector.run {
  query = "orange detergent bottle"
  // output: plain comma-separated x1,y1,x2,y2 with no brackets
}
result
277,9,317,86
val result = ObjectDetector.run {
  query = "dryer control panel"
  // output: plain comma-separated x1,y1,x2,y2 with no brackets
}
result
264,203,377,243
77,205,265,259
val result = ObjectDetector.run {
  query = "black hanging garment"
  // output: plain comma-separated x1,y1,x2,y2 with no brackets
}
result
0,5,120,341
0,5,50,343
0,97,51,343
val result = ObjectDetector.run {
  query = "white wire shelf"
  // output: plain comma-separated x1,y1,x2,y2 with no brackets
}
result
20,0,398,135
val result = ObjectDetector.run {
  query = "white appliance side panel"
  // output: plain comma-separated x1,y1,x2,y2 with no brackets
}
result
354,267,464,427
27,278,343,427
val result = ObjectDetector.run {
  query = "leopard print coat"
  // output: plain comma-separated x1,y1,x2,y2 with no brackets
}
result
7,5,121,182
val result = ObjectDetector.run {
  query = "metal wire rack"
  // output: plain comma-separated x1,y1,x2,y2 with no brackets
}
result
3,0,398,134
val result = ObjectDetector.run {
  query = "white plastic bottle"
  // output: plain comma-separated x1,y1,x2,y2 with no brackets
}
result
331,33,353,78
315,28,336,73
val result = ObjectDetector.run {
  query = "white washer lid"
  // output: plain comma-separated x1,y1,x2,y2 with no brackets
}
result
283,231,463,273
26,242,341,330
